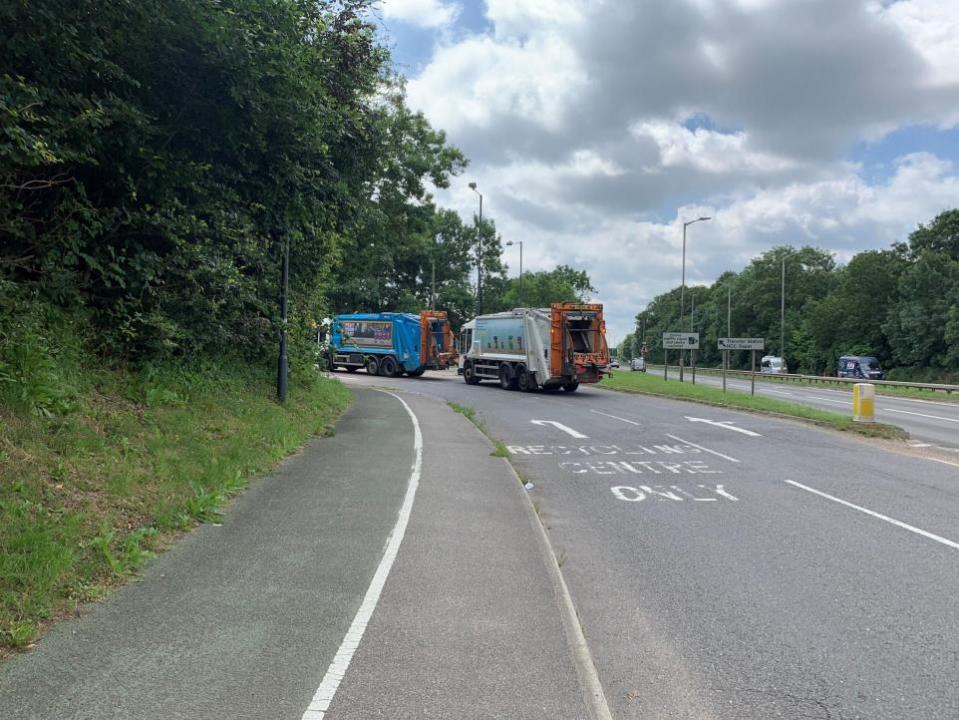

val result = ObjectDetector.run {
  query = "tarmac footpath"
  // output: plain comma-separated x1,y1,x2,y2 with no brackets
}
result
0,388,590,719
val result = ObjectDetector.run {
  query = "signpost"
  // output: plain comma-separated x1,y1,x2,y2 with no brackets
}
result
663,333,700,382
718,338,764,394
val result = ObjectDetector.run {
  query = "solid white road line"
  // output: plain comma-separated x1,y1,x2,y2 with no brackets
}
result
785,479,959,551
666,434,741,463
300,390,422,720
883,407,959,423
590,409,641,426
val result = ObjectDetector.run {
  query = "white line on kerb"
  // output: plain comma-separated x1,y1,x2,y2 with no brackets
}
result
884,408,959,423
665,434,740,463
785,480,959,551
590,409,641,426
300,390,422,720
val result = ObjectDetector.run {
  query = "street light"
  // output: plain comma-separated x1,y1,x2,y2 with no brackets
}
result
277,235,289,402
678,215,711,381
506,240,523,306
430,232,439,311
468,182,483,314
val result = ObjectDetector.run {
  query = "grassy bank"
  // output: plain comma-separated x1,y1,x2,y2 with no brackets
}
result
601,372,905,439
0,361,350,654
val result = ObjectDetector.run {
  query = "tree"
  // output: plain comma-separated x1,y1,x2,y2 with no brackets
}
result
483,264,596,313
898,209,959,260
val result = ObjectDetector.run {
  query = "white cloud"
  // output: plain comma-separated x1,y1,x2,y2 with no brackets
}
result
402,1,959,341
382,0,459,29
873,0,959,88
630,121,798,174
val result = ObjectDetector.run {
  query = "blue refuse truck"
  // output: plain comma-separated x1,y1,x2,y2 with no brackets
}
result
325,311,456,377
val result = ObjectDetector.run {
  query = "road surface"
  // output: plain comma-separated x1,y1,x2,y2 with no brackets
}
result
3,369,957,719
337,370,959,719
654,366,959,451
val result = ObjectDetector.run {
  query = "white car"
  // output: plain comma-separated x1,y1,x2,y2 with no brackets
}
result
630,357,646,372
760,355,785,374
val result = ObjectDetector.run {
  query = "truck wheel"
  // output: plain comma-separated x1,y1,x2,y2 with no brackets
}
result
379,355,398,378
517,365,537,392
499,364,518,391
463,362,480,385
562,381,579,393
365,356,379,375
406,368,425,378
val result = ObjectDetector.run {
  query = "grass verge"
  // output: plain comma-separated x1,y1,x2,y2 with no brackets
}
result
0,364,350,656
648,365,959,403
601,372,906,440
448,402,511,460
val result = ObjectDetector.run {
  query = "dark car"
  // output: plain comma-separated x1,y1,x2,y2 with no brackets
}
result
837,355,885,380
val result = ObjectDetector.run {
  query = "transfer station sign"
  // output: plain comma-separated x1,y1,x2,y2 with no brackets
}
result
718,337,764,350
662,332,700,349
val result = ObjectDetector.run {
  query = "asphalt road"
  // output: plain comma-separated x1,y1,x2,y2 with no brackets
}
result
4,368,957,719
337,369,959,719
651,367,959,450
0,389,588,719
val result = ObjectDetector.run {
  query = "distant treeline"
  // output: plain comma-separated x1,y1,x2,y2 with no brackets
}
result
2,0,596,377
617,209,959,380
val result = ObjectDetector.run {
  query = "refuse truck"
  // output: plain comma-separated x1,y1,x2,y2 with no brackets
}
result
458,303,609,392
326,311,456,377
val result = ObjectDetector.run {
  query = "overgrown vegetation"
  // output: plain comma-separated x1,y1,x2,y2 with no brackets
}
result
0,289,350,652
0,0,598,655
601,372,906,440
618,209,959,378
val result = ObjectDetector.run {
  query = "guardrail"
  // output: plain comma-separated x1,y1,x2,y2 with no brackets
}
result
642,364,958,394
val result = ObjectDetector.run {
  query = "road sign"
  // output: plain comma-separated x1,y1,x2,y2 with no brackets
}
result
663,332,700,350
718,337,764,350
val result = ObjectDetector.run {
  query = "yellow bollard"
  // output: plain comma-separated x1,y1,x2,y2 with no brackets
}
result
853,383,875,422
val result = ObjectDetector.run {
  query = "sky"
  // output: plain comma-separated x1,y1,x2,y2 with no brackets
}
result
376,0,959,343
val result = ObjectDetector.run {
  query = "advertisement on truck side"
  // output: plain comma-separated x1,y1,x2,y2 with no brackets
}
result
475,317,527,356
341,320,392,348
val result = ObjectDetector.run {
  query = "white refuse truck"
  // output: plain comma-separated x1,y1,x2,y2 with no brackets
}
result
458,303,609,392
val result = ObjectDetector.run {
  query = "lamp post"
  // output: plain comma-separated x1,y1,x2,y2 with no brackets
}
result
506,240,523,306
430,232,442,311
276,235,289,402
679,215,711,381
468,182,483,314
781,254,786,364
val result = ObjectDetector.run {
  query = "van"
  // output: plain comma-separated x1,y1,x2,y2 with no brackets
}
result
837,355,884,380
630,357,646,372
760,355,785,374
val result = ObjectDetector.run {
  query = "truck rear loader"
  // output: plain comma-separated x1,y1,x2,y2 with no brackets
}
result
458,303,609,392
327,311,456,377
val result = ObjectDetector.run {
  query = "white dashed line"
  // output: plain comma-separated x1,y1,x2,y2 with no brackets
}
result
805,395,850,405
665,434,740,463
590,409,641,426
884,408,959,423
785,479,959,551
